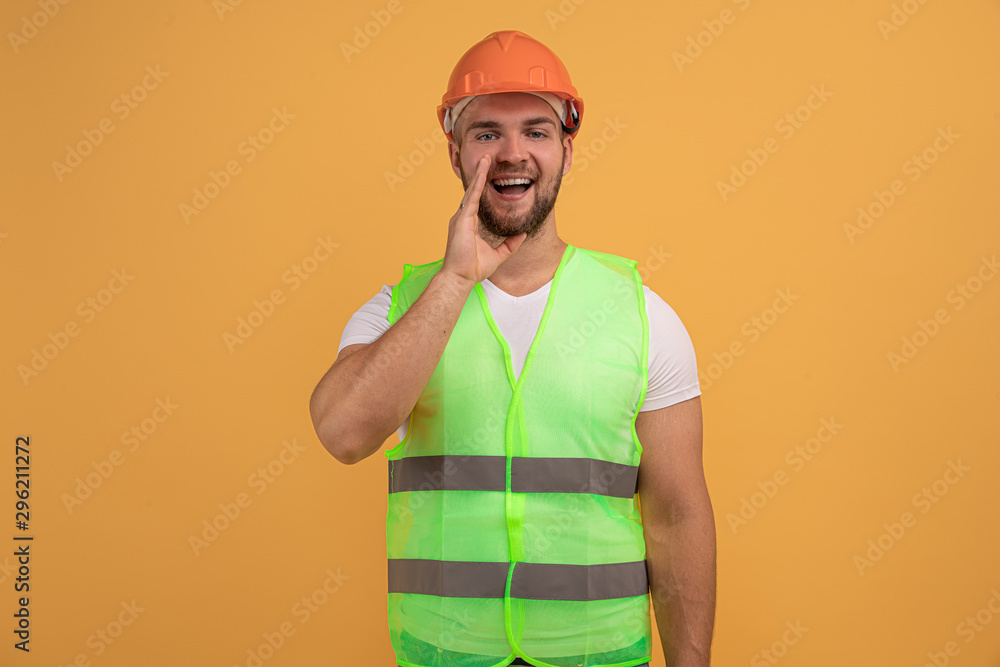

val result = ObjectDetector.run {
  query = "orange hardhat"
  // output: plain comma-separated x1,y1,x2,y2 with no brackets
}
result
438,30,584,142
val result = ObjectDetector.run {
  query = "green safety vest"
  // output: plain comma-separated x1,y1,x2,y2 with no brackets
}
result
384,243,652,667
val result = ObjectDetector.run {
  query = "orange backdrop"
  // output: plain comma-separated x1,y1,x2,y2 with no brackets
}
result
2,0,999,665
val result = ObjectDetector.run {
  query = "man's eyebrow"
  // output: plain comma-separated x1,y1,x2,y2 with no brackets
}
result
465,120,502,134
521,116,558,129
464,116,559,136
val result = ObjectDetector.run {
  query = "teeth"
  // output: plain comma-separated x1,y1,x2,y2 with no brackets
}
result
494,178,532,186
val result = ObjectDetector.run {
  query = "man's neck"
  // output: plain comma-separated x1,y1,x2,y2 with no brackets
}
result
482,218,567,297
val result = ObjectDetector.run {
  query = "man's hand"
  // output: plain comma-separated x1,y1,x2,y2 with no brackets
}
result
441,154,527,289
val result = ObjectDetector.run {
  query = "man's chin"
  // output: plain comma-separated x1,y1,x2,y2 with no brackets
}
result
482,220,533,238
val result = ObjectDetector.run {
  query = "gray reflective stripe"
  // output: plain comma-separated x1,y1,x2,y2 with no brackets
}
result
513,457,638,499
511,561,649,601
388,455,638,498
388,559,648,601
388,559,508,598
388,455,507,493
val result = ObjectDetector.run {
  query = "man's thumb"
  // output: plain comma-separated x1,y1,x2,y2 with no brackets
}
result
499,233,528,258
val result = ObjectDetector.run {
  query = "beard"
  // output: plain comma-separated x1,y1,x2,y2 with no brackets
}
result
459,153,563,242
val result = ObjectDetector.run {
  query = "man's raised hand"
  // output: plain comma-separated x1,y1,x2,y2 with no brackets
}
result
441,154,527,289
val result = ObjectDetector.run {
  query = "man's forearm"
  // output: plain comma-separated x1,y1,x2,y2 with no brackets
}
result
646,504,717,667
310,269,474,464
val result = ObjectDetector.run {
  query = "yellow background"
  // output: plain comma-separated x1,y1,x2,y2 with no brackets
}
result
2,0,999,665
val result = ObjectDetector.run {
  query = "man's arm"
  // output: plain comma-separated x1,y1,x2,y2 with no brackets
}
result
309,153,526,465
309,270,473,464
636,396,716,667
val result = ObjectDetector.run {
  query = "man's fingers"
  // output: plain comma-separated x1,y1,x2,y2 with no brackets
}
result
491,232,527,265
457,155,488,213
465,154,491,212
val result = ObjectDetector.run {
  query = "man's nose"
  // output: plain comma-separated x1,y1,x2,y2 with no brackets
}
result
492,135,527,164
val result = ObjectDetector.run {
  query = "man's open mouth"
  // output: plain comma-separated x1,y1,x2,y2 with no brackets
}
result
491,177,534,196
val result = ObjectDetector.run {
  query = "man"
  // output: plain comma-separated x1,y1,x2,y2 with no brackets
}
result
310,30,716,667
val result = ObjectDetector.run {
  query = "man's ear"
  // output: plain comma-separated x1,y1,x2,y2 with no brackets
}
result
562,133,574,177
448,139,462,180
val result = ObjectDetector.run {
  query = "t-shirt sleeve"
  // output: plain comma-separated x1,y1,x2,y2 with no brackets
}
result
640,286,702,411
337,284,394,354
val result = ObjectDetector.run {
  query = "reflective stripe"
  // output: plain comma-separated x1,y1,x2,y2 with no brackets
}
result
513,457,638,498
388,559,507,598
388,455,638,498
388,455,505,493
388,559,648,601
511,561,649,600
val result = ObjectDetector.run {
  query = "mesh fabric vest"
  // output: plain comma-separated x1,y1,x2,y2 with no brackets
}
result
385,243,652,667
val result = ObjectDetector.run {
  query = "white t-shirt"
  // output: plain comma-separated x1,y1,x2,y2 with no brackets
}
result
338,261,701,442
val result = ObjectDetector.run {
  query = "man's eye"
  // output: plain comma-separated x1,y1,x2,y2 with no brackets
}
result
528,131,546,138
477,133,497,141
